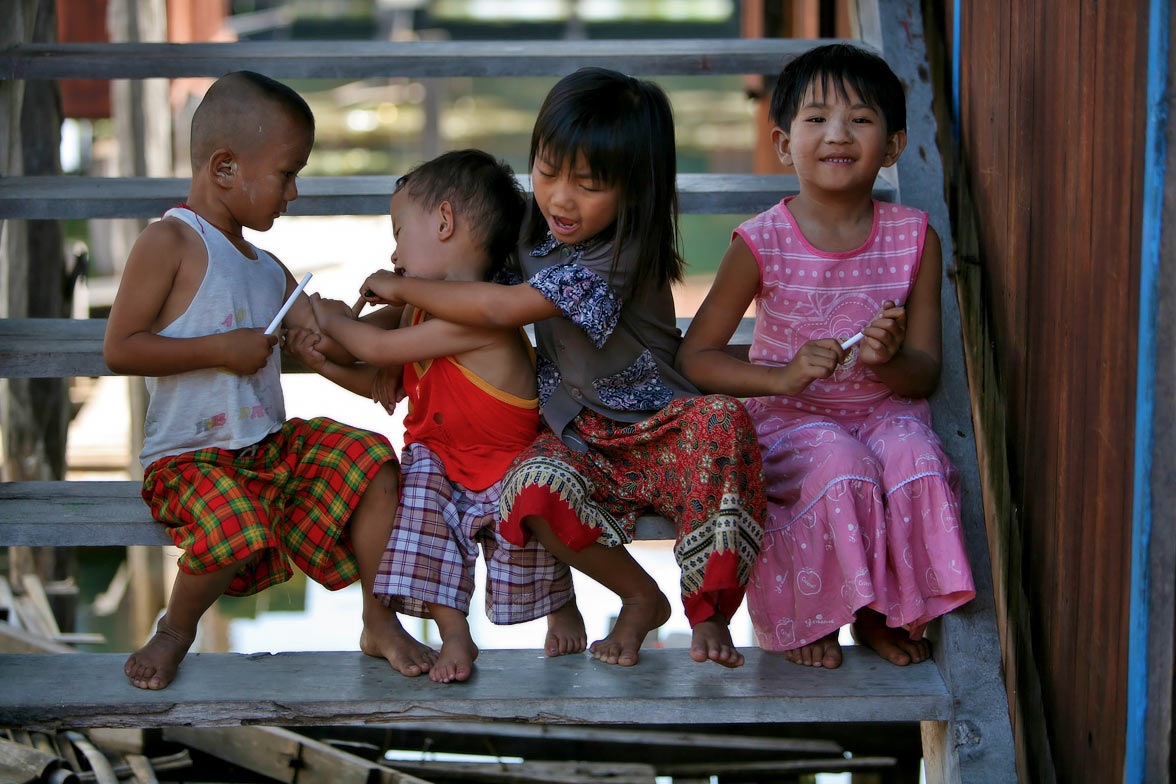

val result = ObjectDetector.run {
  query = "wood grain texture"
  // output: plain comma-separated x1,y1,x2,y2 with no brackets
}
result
0,39,858,79
955,0,1146,780
0,648,951,730
0,480,677,545
0,317,756,379
0,174,897,219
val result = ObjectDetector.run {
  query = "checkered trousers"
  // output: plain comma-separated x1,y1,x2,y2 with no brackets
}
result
374,441,575,624
141,416,397,596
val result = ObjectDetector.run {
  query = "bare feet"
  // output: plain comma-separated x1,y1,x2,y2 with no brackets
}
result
545,600,587,657
360,611,438,677
124,616,195,690
852,608,931,665
590,592,671,666
689,612,746,668
431,631,479,684
783,631,843,669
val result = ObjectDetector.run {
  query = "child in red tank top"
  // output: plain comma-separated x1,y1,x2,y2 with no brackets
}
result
288,150,585,683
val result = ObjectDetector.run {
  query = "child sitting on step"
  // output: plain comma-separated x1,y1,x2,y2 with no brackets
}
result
288,149,586,683
677,44,975,669
103,71,435,689
355,68,766,669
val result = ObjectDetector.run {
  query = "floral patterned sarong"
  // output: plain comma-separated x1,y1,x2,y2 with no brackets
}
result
499,395,766,626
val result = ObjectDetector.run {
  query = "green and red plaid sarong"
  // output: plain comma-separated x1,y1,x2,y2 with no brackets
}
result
498,395,766,627
141,416,397,596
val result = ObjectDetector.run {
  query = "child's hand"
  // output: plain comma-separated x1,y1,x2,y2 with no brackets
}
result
780,338,844,394
284,326,325,371
221,328,278,375
308,293,357,329
860,300,907,365
361,269,405,307
371,365,405,413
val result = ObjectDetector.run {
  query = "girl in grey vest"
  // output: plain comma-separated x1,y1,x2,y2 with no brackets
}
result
359,68,766,668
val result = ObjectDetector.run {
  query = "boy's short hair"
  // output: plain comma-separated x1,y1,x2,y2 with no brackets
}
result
770,43,906,135
190,71,315,169
395,150,526,279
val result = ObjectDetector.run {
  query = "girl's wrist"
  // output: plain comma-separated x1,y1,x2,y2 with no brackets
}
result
772,363,801,397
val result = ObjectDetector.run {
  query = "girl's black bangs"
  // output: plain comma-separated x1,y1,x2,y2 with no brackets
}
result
533,113,629,188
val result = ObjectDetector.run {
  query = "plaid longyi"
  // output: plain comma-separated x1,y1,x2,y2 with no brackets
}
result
141,416,397,596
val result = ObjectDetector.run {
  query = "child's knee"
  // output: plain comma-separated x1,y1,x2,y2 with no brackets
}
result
368,461,400,499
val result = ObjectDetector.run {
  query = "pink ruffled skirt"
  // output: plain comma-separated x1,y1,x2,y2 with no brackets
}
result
744,396,975,651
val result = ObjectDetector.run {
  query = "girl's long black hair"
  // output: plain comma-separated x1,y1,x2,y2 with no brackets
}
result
527,67,684,294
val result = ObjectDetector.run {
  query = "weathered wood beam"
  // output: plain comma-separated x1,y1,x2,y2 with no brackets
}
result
0,317,756,379
0,39,861,80
0,174,901,219
0,480,677,544
162,726,434,784
0,648,953,730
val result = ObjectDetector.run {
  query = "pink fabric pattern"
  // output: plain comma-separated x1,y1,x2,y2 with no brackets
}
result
735,198,975,651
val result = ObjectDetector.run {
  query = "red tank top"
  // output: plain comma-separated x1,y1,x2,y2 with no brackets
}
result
402,307,540,490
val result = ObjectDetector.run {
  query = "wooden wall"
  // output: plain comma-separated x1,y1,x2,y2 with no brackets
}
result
948,1,1149,781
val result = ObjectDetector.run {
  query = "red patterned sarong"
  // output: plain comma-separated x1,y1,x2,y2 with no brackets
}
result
141,416,397,596
498,395,766,626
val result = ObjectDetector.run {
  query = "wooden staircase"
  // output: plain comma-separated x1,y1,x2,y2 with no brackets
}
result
0,1,1016,781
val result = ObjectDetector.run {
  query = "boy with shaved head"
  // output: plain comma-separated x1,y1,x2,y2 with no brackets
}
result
104,71,438,689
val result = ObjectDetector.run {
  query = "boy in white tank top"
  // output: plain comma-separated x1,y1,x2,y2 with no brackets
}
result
103,71,437,689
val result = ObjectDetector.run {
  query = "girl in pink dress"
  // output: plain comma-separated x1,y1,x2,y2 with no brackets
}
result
678,43,974,669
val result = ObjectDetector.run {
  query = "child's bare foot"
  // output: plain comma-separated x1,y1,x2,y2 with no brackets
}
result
431,632,479,684
689,612,745,668
590,591,671,666
852,608,931,665
545,600,587,656
360,612,437,677
782,631,843,669
124,616,195,690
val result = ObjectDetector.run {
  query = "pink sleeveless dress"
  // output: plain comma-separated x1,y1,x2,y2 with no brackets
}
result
735,197,975,652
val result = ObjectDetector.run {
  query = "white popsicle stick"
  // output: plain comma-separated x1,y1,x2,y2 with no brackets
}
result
265,272,313,335
840,331,864,351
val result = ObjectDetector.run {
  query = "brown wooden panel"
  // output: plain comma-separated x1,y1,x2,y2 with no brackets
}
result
954,0,1145,781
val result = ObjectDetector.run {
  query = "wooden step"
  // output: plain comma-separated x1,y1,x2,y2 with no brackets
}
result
0,480,677,546
0,173,892,220
0,38,850,80
0,317,756,379
0,647,952,730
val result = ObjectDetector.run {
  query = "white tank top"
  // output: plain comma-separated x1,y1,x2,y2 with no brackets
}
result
139,206,287,468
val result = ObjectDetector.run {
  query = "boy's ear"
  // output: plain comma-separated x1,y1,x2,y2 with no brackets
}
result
209,149,237,189
882,129,907,167
436,200,455,241
770,127,794,168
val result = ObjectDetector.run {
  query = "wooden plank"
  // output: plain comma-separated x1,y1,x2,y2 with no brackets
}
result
657,756,897,777
314,720,843,755
0,316,756,379
0,648,952,729
0,38,859,80
371,758,656,784
0,480,675,544
0,623,78,654
0,173,897,219
162,726,435,784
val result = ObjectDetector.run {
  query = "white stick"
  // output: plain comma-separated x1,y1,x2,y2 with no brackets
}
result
840,331,864,351
265,272,312,335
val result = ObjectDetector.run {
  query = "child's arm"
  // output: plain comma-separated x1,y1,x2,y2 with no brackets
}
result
104,220,278,376
309,293,511,368
268,263,363,365
360,270,560,329
861,226,943,397
677,236,844,396
285,326,383,400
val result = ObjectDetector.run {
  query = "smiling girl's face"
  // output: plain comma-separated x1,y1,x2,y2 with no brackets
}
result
774,78,903,195
530,149,620,246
